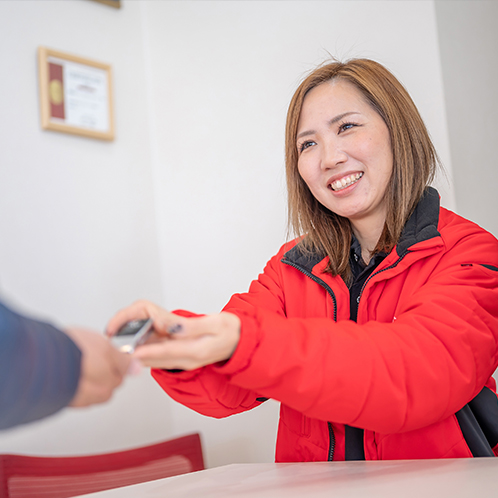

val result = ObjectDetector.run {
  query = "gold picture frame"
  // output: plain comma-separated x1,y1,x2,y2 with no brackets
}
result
90,0,121,9
38,47,115,141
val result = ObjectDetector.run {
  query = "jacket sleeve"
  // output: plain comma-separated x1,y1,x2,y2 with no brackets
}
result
153,225,498,434
151,248,291,419
0,301,82,430
214,227,498,434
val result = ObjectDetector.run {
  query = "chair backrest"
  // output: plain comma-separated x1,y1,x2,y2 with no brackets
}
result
0,433,204,498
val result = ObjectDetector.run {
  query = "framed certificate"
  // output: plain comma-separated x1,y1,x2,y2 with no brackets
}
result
90,0,121,7
38,47,115,141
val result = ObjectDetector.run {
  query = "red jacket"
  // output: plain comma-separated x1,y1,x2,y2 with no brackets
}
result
153,188,498,461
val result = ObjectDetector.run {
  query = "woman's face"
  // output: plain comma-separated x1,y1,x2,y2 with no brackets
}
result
296,79,393,234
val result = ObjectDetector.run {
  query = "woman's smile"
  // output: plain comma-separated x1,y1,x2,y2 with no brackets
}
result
328,171,364,192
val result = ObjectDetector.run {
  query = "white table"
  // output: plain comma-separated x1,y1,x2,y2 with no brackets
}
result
78,458,498,497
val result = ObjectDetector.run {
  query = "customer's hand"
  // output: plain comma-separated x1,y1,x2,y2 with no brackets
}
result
107,300,241,371
65,327,132,407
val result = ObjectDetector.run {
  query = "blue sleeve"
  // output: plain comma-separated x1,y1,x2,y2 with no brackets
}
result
0,301,82,430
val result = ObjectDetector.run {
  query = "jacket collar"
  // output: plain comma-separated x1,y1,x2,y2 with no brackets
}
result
283,186,441,272
395,186,441,256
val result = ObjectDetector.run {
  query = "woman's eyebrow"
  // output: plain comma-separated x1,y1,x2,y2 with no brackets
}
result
297,111,361,140
329,111,360,125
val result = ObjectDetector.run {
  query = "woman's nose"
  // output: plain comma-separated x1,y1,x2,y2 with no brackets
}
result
321,140,347,170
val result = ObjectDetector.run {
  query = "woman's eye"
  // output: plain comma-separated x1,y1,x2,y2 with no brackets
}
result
338,122,357,134
299,140,316,153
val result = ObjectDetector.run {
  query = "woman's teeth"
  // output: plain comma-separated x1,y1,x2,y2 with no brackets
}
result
330,173,363,191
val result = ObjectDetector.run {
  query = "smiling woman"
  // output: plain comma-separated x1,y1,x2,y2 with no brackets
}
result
107,58,498,464
296,79,394,265
286,59,438,279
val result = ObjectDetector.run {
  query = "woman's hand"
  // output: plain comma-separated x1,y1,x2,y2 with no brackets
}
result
106,300,241,371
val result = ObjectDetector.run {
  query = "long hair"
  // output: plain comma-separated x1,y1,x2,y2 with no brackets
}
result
285,59,440,281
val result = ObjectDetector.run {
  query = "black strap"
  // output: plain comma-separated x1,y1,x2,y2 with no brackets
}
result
345,425,366,460
456,386,498,457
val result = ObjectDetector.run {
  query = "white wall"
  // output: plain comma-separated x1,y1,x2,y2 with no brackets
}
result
0,0,170,457
435,0,498,237
0,0,456,469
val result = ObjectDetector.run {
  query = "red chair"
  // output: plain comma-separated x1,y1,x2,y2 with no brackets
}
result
0,433,204,498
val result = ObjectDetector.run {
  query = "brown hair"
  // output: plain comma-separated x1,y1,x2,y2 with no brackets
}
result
285,58,440,281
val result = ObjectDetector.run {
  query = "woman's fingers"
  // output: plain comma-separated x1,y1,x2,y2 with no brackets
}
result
106,300,171,337
133,336,211,370
165,313,240,340
133,312,241,370
106,300,241,370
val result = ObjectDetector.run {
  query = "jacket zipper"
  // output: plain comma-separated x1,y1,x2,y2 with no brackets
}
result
285,252,408,461
327,422,336,460
283,258,338,460
356,251,409,306
282,260,338,321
